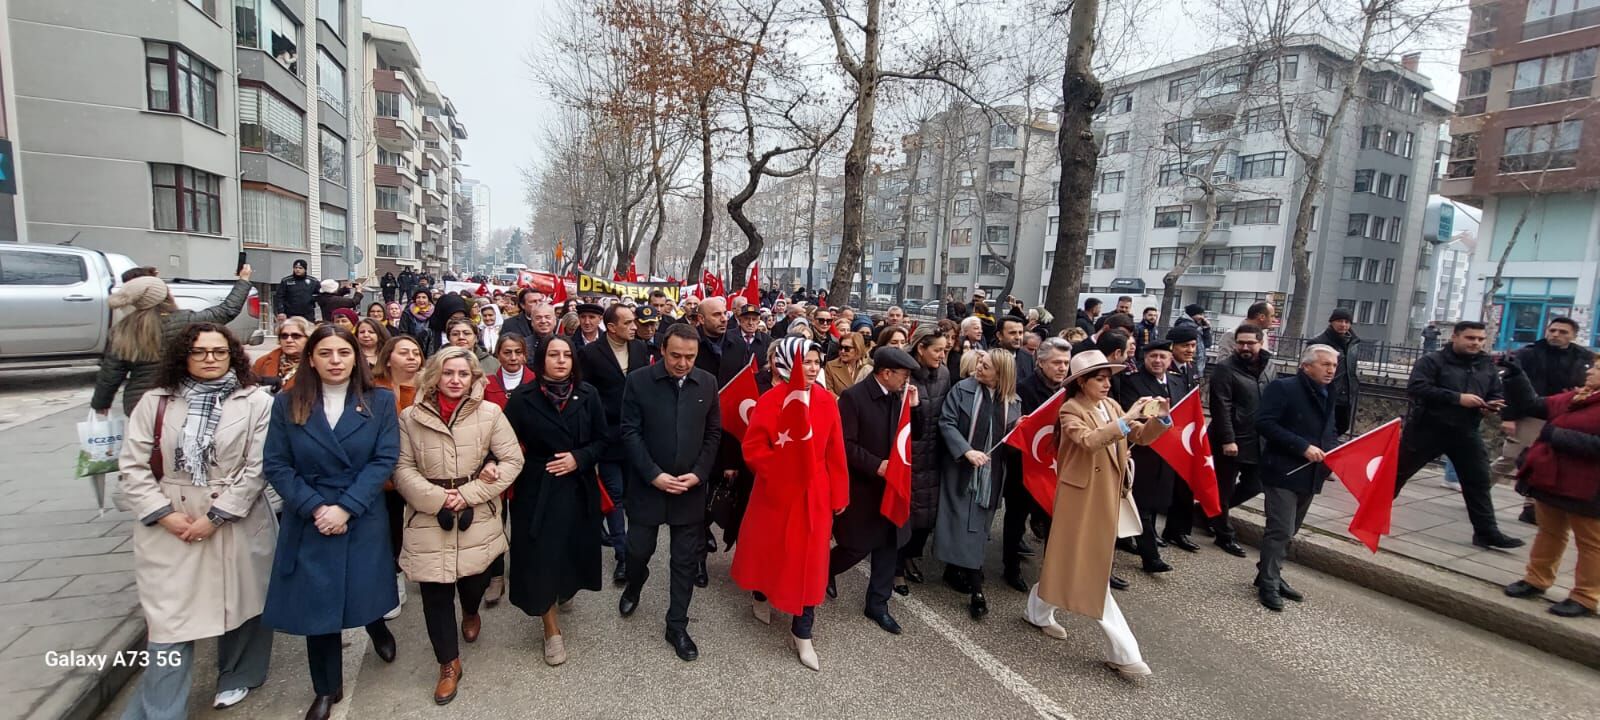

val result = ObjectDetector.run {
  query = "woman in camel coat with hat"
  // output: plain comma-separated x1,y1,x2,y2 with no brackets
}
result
1024,350,1170,680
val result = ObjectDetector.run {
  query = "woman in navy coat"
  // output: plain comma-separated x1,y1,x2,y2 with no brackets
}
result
263,325,400,720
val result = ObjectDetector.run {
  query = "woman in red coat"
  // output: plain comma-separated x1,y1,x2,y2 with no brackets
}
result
732,336,848,671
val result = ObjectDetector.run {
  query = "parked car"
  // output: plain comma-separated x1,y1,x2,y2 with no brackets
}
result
915,299,943,317
0,244,263,368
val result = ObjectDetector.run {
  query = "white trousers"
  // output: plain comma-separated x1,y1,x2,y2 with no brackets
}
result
1025,584,1142,666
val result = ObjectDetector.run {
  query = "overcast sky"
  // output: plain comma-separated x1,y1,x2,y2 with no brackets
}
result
364,0,1463,235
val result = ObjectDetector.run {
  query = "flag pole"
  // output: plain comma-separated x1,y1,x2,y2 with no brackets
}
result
1284,418,1403,476
719,355,757,394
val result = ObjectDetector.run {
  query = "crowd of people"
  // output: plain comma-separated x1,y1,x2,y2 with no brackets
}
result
89,270,1599,720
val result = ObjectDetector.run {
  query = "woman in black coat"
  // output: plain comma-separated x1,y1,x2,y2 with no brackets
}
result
503,336,607,667
898,326,953,592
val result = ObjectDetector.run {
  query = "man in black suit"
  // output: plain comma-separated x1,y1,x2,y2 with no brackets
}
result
580,303,652,584
618,323,723,661
694,297,729,377
698,303,774,584
831,347,921,635
1117,340,1192,574
1254,344,1340,611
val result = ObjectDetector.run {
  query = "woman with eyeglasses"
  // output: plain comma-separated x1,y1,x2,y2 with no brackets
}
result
356,319,391,371
372,335,424,620
822,334,873,396
252,317,313,391
116,323,275,717
367,301,389,327
445,318,499,374
393,346,523,704
262,326,401,720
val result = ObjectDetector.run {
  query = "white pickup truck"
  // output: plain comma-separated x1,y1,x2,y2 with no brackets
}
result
0,244,264,368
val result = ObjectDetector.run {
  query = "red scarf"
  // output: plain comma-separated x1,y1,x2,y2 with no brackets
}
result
437,393,462,423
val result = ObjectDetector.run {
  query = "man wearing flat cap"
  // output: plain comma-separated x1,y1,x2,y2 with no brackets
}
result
1118,339,1193,573
572,302,605,349
831,347,921,635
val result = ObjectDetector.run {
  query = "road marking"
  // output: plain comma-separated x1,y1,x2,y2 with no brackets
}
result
856,567,1076,720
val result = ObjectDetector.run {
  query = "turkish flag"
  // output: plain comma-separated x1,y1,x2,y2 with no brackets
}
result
474,282,489,297
667,274,678,284
772,346,813,468
627,260,639,282
1149,388,1222,516
742,264,761,307
1002,388,1065,515
880,388,913,526
718,357,760,442
549,275,569,304
598,475,615,515
516,269,537,288
702,270,724,298
1323,418,1401,553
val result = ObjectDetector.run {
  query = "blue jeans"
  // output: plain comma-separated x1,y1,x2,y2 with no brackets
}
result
1444,458,1459,484
598,461,628,563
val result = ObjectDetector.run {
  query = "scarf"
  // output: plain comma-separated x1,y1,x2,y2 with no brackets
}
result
276,350,298,381
437,393,462,424
772,336,815,382
541,376,575,410
967,385,1001,509
410,303,434,321
175,371,239,487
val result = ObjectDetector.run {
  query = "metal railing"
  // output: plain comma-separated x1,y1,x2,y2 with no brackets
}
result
1273,335,1426,381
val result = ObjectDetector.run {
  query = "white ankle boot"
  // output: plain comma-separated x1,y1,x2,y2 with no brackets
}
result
788,634,819,671
752,598,772,625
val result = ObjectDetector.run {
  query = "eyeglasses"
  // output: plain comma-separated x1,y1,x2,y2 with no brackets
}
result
279,333,306,340
188,349,231,360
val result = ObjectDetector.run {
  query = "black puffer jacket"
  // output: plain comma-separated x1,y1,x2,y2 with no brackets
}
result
1406,346,1503,431
1208,350,1272,464
908,362,952,529
1514,339,1595,396
1310,327,1361,408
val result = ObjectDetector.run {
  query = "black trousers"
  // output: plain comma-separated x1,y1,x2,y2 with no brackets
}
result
1136,508,1164,565
384,490,404,573
830,540,897,614
898,526,932,566
1210,456,1262,542
419,572,491,665
1334,403,1354,436
1165,478,1196,539
1001,467,1042,575
306,621,391,696
625,522,701,633
1397,426,1500,536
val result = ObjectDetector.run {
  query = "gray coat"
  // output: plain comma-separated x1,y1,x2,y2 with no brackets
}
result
932,377,1019,569
92,279,252,416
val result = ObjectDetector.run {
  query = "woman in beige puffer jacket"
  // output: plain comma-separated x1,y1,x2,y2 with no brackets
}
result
393,346,523,705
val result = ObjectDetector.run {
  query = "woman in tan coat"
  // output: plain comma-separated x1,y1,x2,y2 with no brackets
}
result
821,332,873,395
116,323,276,718
393,346,523,705
1024,350,1169,680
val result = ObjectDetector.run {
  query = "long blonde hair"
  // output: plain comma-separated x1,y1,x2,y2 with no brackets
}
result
109,302,175,363
416,346,484,407
986,348,1019,407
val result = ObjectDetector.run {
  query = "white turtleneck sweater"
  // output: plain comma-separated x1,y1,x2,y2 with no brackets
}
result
323,380,349,426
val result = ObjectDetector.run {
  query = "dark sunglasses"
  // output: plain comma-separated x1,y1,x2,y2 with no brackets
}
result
279,333,307,340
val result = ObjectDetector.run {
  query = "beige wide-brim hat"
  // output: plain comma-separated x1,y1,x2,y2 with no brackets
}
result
1064,350,1124,385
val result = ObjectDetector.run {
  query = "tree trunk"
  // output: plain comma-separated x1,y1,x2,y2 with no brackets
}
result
728,164,767,289
688,97,715,282
1282,156,1321,341
1043,0,1101,328
826,0,880,306
1482,197,1536,341
806,167,820,291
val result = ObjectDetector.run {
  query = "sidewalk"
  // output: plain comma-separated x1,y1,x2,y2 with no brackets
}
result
0,404,141,720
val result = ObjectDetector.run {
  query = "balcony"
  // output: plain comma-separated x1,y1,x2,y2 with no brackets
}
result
424,140,448,164
1178,220,1232,245
1507,79,1593,109
1456,96,1488,116
1176,264,1226,289
1193,89,1243,118
1181,182,1234,203
375,116,418,152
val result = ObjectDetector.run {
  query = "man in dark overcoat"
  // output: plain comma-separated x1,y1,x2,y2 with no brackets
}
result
579,303,652,584
1117,340,1191,574
700,304,774,584
1254,344,1340,611
618,323,723,661
831,347,921,635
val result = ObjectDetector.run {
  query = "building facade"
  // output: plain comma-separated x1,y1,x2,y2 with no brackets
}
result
6,0,364,282
359,19,466,279
1441,0,1600,349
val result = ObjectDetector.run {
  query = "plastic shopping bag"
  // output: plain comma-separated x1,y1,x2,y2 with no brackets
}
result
75,411,124,477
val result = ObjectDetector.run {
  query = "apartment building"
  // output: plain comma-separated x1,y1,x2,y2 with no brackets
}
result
359,19,466,279
6,0,363,280
1441,0,1600,349
458,177,489,271
745,172,841,291
1081,37,1450,344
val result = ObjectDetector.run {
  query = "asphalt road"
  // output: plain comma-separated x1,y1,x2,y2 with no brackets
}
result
99,523,1598,720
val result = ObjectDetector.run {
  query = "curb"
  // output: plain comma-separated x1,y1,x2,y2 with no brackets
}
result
1231,507,1600,671
26,614,146,720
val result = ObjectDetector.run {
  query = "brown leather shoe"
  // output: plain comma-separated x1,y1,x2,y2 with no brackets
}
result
433,659,462,705
461,614,481,643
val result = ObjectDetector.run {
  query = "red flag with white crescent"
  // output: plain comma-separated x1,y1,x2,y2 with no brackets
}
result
880,387,913,526
742,263,761,307
718,357,760,442
1001,388,1065,515
773,346,813,464
1323,418,1401,553
1149,388,1222,517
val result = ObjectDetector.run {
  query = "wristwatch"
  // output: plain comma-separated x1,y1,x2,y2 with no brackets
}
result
206,510,232,526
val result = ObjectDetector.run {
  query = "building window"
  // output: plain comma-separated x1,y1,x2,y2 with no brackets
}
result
1106,92,1133,115
376,91,413,120
1201,245,1275,271
1098,171,1125,193
1158,161,1186,186
908,259,926,275
954,198,974,216
984,226,1011,247
317,0,344,36
187,0,219,18
1194,291,1269,316
1395,174,1410,201
320,206,346,255
879,261,899,273
956,169,974,187
986,192,1013,212
1050,216,1061,236
1382,129,1400,154
1376,173,1394,197
1317,63,1335,90
911,232,928,248
150,163,222,235
947,257,970,275
241,185,306,250
376,186,411,212
1096,211,1121,232
1154,205,1190,228
1359,125,1379,149
950,228,972,247
1366,80,1386,101
1377,299,1390,324
1088,249,1114,269
1524,0,1600,40
1168,75,1199,101
1309,111,1330,137
235,0,301,75
1500,120,1583,171
1362,258,1380,282
1347,213,1368,236
377,230,412,259
990,124,1017,148
1382,257,1396,283
912,205,929,221
1050,181,1059,201
319,128,346,185
1219,199,1282,226
1148,247,1188,270
1237,151,1287,179
1341,257,1361,280
1164,119,1200,144
145,42,219,128
1100,132,1129,155
1368,216,1387,241
1401,131,1416,158
377,148,409,169
317,49,346,113
988,161,1018,183
1356,300,1374,324
1510,47,1598,107
1389,216,1402,243
879,239,897,252
1242,107,1282,134
1448,132,1479,178
1353,169,1374,193
240,85,306,166
980,256,1007,275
